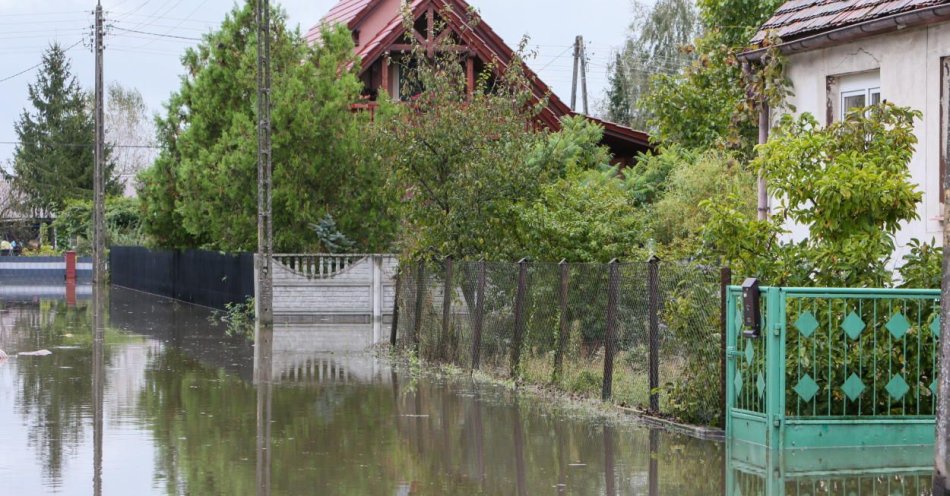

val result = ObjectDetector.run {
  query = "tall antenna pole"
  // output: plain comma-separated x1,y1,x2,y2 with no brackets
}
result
571,36,580,112
256,0,274,327
93,0,106,285
580,38,589,115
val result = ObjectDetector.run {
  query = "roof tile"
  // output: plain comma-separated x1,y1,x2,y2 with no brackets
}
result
752,0,947,43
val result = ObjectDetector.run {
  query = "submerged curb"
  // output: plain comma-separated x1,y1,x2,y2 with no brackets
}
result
616,406,725,441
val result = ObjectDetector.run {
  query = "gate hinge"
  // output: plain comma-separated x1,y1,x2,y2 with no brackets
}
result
772,416,781,428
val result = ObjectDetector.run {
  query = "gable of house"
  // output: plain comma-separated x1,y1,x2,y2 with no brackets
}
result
309,0,651,163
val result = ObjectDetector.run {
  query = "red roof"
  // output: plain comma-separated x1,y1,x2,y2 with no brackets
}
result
323,0,380,28
752,0,948,44
311,0,651,152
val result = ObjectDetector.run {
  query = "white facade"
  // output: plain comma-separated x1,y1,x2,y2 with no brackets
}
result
778,23,950,262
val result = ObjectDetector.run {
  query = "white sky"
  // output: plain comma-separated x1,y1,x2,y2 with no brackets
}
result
0,0,637,171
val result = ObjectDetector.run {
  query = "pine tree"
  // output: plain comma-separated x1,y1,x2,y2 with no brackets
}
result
12,43,117,214
605,53,632,125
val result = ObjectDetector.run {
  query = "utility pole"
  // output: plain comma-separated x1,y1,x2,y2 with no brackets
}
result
255,0,274,327
93,0,106,285
570,36,589,115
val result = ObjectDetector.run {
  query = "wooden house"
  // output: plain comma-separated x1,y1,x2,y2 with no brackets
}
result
308,0,652,165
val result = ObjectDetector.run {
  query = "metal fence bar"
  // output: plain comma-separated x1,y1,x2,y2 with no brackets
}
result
441,257,453,359
470,261,486,371
647,256,660,412
554,260,569,384
412,263,426,352
602,259,620,401
510,258,529,379
390,270,401,347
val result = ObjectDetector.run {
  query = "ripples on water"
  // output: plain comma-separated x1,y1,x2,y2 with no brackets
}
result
0,286,933,495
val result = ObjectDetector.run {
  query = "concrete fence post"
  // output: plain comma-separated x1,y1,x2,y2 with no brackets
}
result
372,255,383,344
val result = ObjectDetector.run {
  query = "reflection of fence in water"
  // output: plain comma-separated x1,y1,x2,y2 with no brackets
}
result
392,259,723,426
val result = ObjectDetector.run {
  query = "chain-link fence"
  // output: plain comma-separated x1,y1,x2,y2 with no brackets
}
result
391,259,728,427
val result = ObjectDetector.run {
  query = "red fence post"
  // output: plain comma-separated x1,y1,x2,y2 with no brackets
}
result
65,251,77,283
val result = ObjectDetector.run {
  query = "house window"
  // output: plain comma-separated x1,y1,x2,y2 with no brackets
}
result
835,70,881,120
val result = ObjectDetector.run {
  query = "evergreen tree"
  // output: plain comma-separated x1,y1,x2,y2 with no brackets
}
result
605,53,631,125
13,43,117,214
604,0,700,129
139,1,396,252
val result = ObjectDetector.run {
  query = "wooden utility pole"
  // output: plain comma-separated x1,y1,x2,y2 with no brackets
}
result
256,0,274,326
571,36,589,114
93,0,106,285
935,147,950,494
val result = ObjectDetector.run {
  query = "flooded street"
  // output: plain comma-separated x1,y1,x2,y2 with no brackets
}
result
0,287,934,495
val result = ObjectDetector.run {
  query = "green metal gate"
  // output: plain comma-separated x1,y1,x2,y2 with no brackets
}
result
725,286,940,449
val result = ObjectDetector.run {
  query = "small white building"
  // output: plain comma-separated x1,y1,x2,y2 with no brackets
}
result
748,0,950,261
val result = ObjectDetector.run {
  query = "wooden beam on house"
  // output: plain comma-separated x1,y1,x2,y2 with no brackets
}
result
466,56,475,98
381,56,390,99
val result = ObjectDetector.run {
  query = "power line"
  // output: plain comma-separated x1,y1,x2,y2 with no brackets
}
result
110,25,201,41
0,141,160,149
0,39,84,84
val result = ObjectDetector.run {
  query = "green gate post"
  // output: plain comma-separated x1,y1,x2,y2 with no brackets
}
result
766,287,785,451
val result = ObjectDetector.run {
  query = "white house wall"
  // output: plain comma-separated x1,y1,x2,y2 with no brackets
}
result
780,24,950,263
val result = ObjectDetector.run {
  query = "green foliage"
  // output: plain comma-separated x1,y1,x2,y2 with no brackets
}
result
649,148,756,256
210,297,256,339
310,214,356,254
52,197,145,254
697,0,784,47
899,239,942,289
605,0,701,129
704,104,924,287
13,43,119,213
139,2,396,253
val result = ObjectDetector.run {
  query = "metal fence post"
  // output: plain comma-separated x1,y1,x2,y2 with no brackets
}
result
603,259,620,401
412,262,426,352
648,256,660,412
471,261,486,370
441,257,454,360
511,258,529,379
720,266,732,428
390,268,402,347
553,260,569,383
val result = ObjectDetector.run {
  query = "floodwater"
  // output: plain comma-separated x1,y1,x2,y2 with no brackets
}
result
0,286,935,495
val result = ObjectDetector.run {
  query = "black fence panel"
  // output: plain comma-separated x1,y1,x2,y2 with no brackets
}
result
110,246,254,310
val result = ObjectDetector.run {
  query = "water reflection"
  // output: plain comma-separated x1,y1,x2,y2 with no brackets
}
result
0,287,938,495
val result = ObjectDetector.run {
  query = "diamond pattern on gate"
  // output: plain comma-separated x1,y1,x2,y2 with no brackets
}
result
734,370,744,395
841,311,866,341
886,312,911,340
756,372,765,399
932,315,941,339
793,374,820,402
794,311,819,338
744,339,754,365
885,375,910,401
841,373,865,401
932,380,939,396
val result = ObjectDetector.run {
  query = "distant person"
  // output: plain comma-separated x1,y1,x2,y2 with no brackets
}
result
0,239,11,256
11,240,19,256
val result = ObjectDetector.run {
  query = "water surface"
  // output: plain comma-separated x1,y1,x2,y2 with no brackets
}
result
0,287,933,495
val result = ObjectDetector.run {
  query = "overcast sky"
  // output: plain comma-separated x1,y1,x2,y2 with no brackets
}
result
0,0,637,171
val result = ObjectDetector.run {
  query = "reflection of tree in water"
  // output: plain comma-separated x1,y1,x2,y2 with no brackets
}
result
136,348,434,495
10,300,103,483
